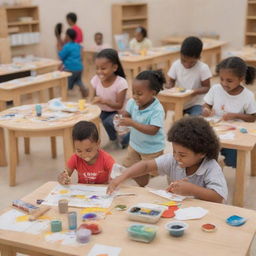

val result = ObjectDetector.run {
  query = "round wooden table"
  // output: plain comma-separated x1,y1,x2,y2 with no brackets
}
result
0,102,101,186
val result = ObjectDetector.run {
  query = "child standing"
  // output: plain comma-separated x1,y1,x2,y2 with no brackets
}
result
91,48,128,148
66,12,83,44
129,26,152,53
167,36,212,116
58,28,88,98
93,32,111,51
58,121,115,185
203,56,256,167
107,116,228,203
119,70,165,187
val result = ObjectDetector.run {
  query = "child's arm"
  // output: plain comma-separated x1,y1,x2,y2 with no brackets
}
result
165,77,176,89
90,88,96,103
58,167,73,185
99,89,127,110
222,113,256,122
202,103,214,117
167,179,223,203
192,78,210,95
107,160,157,194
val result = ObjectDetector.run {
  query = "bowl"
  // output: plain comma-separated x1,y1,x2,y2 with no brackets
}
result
165,221,188,237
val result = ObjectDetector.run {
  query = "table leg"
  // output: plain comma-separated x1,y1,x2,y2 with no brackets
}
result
61,78,67,101
8,130,17,186
63,128,73,163
24,137,30,155
0,100,6,111
0,127,7,166
251,145,256,176
16,138,19,164
48,87,54,99
51,136,57,159
0,245,16,256
233,150,246,207
173,102,184,122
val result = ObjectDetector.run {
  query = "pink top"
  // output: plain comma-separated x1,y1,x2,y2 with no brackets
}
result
67,150,115,184
91,75,128,112
72,25,83,44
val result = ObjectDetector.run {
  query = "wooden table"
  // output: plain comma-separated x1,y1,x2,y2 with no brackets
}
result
226,46,256,66
157,88,194,121
214,121,256,207
0,71,70,111
0,182,256,256
0,103,101,186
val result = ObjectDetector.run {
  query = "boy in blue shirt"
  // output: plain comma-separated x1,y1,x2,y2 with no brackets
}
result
58,28,88,97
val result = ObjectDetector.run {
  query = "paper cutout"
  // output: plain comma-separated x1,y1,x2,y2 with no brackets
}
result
218,132,235,140
87,244,121,256
147,188,186,201
174,207,208,220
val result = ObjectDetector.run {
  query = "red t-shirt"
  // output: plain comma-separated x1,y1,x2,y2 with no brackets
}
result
72,25,83,44
67,150,115,184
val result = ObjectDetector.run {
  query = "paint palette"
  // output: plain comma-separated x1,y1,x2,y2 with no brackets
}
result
127,224,157,243
226,215,247,226
127,204,166,224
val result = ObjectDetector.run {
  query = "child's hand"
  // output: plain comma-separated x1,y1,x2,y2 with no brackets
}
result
107,177,122,195
58,170,71,185
119,117,133,126
166,178,194,196
222,113,236,121
202,107,214,117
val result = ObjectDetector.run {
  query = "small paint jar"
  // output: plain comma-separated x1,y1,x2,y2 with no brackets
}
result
68,211,77,230
79,222,101,235
58,199,68,214
128,224,157,243
51,220,62,232
165,221,188,237
82,213,98,221
35,104,42,117
76,228,91,243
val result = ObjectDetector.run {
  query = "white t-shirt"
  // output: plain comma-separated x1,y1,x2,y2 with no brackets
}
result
91,75,128,112
167,59,212,109
129,38,152,53
204,83,256,117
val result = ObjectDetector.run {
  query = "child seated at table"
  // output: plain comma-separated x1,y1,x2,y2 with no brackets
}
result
166,36,212,116
92,32,111,51
58,28,88,98
58,121,115,185
107,116,228,203
202,56,256,168
129,26,152,53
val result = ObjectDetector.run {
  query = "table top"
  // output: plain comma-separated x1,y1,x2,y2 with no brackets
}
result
0,57,61,76
0,181,255,256
0,71,70,90
158,88,194,98
0,102,101,131
226,46,256,62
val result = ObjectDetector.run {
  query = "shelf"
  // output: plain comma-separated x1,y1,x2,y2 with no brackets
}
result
122,16,147,21
8,20,39,26
247,16,256,19
11,42,39,47
122,24,140,30
246,32,256,36
120,3,147,7
5,5,38,10
8,27,19,33
248,1,256,4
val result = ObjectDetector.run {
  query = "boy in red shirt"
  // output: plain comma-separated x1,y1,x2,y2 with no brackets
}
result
66,12,83,44
58,121,115,184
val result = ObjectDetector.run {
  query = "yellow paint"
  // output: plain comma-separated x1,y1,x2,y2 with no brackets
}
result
71,195,87,199
59,189,69,194
16,215,29,222
161,201,179,206
38,215,51,220
80,207,110,214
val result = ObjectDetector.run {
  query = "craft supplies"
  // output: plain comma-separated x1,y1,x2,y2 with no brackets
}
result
161,205,179,218
78,99,86,111
83,213,98,221
79,222,102,234
58,199,68,214
165,221,188,237
127,204,166,224
226,215,247,226
115,204,127,211
51,220,62,232
128,224,157,243
148,188,186,201
240,128,248,133
68,211,77,230
36,199,44,205
12,199,39,213
201,223,216,232
76,227,91,243
35,104,42,117
29,205,51,221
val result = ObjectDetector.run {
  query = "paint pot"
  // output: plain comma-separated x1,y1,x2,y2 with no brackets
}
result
35,104,42,117
226,215,247,226
79,222,101,234
58,199,68,213
76,227,91,243
201,223,216,232
82,213,98,221
68,211,77,230
165,221,188,237
128,224,157,243
51,220,62,232
115,204,127,211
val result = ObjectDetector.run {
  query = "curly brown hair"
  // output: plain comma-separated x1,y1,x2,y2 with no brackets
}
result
167,116,220,160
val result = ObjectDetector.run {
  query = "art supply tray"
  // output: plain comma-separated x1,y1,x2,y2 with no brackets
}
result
127,203,166,224
128,223,157,243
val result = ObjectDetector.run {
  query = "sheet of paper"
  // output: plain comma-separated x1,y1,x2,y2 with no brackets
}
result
147,187,186,201
174,207,208,220
218,132,235,140
87,244,122,256
42,184,114,208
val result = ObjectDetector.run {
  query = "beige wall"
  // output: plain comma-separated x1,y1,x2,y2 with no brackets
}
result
0,0,248,58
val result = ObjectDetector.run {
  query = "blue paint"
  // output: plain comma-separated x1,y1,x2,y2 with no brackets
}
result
82,213,97,221
226,215,246,226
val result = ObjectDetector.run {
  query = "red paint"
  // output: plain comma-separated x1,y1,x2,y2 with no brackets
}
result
161,206,179,218
79,222,101,234
202,223,216,231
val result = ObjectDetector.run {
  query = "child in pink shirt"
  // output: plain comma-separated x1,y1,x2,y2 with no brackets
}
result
58,121,115,185
91,48,129,148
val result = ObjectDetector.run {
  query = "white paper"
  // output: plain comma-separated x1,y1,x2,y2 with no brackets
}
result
42,184,114,208
218,132,235,140
174,207,208,220
87,244,122,256
45,231,79,246
147,187,186,202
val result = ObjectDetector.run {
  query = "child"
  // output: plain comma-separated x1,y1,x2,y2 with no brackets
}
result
58,121,115,185
166,36,212,116
203,56,256,168
119,70,165,187
129,26,152,53
107,116,228,203
91,48,128,148
66,12,83,44
58,28,88,98
93,32,110,51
